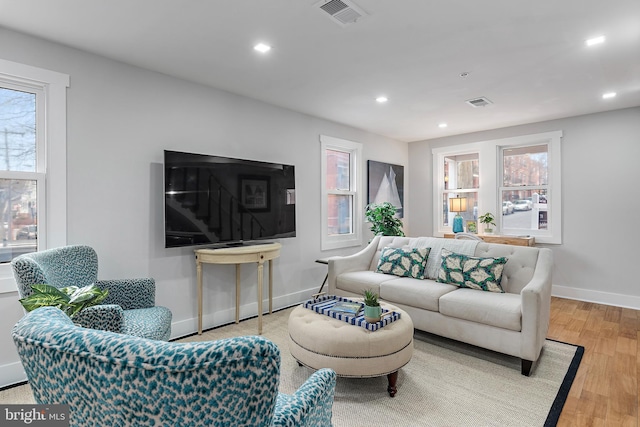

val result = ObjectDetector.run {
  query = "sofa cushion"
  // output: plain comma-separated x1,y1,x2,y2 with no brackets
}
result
439,288,522,331
368,236,413,270
376,247,430,279
437,249,507,293
336,271,397,296
379,277,458,312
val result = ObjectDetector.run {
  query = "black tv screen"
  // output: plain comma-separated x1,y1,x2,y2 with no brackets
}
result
164,150,296,248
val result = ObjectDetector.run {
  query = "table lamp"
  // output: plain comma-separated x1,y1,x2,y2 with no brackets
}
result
449,196,467,233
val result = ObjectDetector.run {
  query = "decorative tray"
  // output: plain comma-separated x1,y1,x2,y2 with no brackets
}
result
303,294,401,331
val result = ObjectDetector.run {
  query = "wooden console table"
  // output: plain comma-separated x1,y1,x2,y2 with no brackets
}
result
443,233,535,247
194,242,281,335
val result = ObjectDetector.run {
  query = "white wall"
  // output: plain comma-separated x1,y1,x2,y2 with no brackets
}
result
408,106,640,308
0,28,408,387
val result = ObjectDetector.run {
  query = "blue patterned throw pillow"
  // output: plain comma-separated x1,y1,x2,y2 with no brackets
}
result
376,247,431,279
436,248,507,293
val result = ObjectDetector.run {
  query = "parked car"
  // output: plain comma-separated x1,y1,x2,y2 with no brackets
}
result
17,225,37,240
512,200,532,211
502,201,514,215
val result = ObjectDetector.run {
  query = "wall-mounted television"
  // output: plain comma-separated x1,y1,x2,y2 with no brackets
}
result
164,150,296,248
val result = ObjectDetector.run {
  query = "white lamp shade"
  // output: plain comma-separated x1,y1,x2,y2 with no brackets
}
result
449,197,467,213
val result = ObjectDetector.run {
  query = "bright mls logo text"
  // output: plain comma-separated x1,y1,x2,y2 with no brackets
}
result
1,405,69,426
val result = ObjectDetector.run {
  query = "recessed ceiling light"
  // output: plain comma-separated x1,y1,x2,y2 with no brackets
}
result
438,123,448,128
376,96,388,103
602,92,617,99
253,43,272,53
586,36,605,46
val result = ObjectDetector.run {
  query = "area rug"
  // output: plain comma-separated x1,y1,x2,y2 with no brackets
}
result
180,307,583,427
1,306,583,427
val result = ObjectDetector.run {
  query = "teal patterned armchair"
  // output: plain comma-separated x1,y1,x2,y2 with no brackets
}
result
11,245,172,341
13,307,337,427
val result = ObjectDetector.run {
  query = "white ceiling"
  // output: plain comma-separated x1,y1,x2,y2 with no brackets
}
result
1,0,639,142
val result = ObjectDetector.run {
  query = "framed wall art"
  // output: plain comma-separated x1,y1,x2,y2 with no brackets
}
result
367,160,404,218
240,176,270,211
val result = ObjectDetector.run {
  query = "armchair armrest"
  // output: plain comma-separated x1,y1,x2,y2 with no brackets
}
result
96,278,155,310
73,304,125,333
272,368,336,427
520,247,553,362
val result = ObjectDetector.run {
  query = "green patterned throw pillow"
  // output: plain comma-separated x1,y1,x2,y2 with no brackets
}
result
376,247,431,279
437,248,507,293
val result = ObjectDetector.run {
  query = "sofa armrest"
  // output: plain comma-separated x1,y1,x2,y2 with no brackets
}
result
96,278,155,310
520,247,553,362
73,304,125,333
327,237,382,294
272,368,336,427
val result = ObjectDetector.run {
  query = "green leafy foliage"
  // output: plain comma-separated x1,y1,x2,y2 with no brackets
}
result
478,212,496,227
19,283,109,318
363,289,380,307
365,202,405,237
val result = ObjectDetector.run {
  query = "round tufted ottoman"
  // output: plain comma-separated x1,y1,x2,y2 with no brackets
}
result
288,302,413,397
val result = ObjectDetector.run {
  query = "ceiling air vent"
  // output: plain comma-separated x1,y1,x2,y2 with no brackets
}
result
315,0,368,27
466,97,493,108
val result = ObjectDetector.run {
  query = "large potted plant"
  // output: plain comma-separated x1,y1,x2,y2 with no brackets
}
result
365,202,405,237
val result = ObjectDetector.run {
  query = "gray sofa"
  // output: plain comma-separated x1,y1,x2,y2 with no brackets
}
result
328,236,553,375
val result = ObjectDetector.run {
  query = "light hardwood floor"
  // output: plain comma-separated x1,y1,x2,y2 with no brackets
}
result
548,296,638,426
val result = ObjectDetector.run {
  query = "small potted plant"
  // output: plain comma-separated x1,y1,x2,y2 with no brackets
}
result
365,202,405,237
363,289,382,323
478,212,496,234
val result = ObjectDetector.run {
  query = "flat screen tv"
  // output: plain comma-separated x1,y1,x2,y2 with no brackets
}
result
164,150,296,248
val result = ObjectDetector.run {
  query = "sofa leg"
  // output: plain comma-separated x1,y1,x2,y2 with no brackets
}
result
521,359,533,376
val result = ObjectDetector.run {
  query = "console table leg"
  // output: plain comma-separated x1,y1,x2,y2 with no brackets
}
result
269,259,273,314
235,264,241,324
387,371,398,397
257,260,264,335
196,261,203,335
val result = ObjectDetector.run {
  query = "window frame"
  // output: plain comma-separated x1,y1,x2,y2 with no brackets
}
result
442,153,479,229
433,131,562,244
0,59,68,293
320,135,363,250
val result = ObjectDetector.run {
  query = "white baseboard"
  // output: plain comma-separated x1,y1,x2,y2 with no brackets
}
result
0,361,26,389
552,285,640,311
169,287,316,340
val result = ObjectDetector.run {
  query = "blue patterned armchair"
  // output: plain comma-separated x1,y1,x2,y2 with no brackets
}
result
13,307,336,427
11,245,172,341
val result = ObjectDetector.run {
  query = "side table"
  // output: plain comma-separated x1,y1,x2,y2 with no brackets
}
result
194,242,281,335
314,256,341,295
443,233,535,246
315,257,330,294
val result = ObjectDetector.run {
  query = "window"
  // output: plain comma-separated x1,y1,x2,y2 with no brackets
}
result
0,84,43,259
320,135,362,250
501,144,549,234
0,59,68,293
433,131,562,244
442,153,479,231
